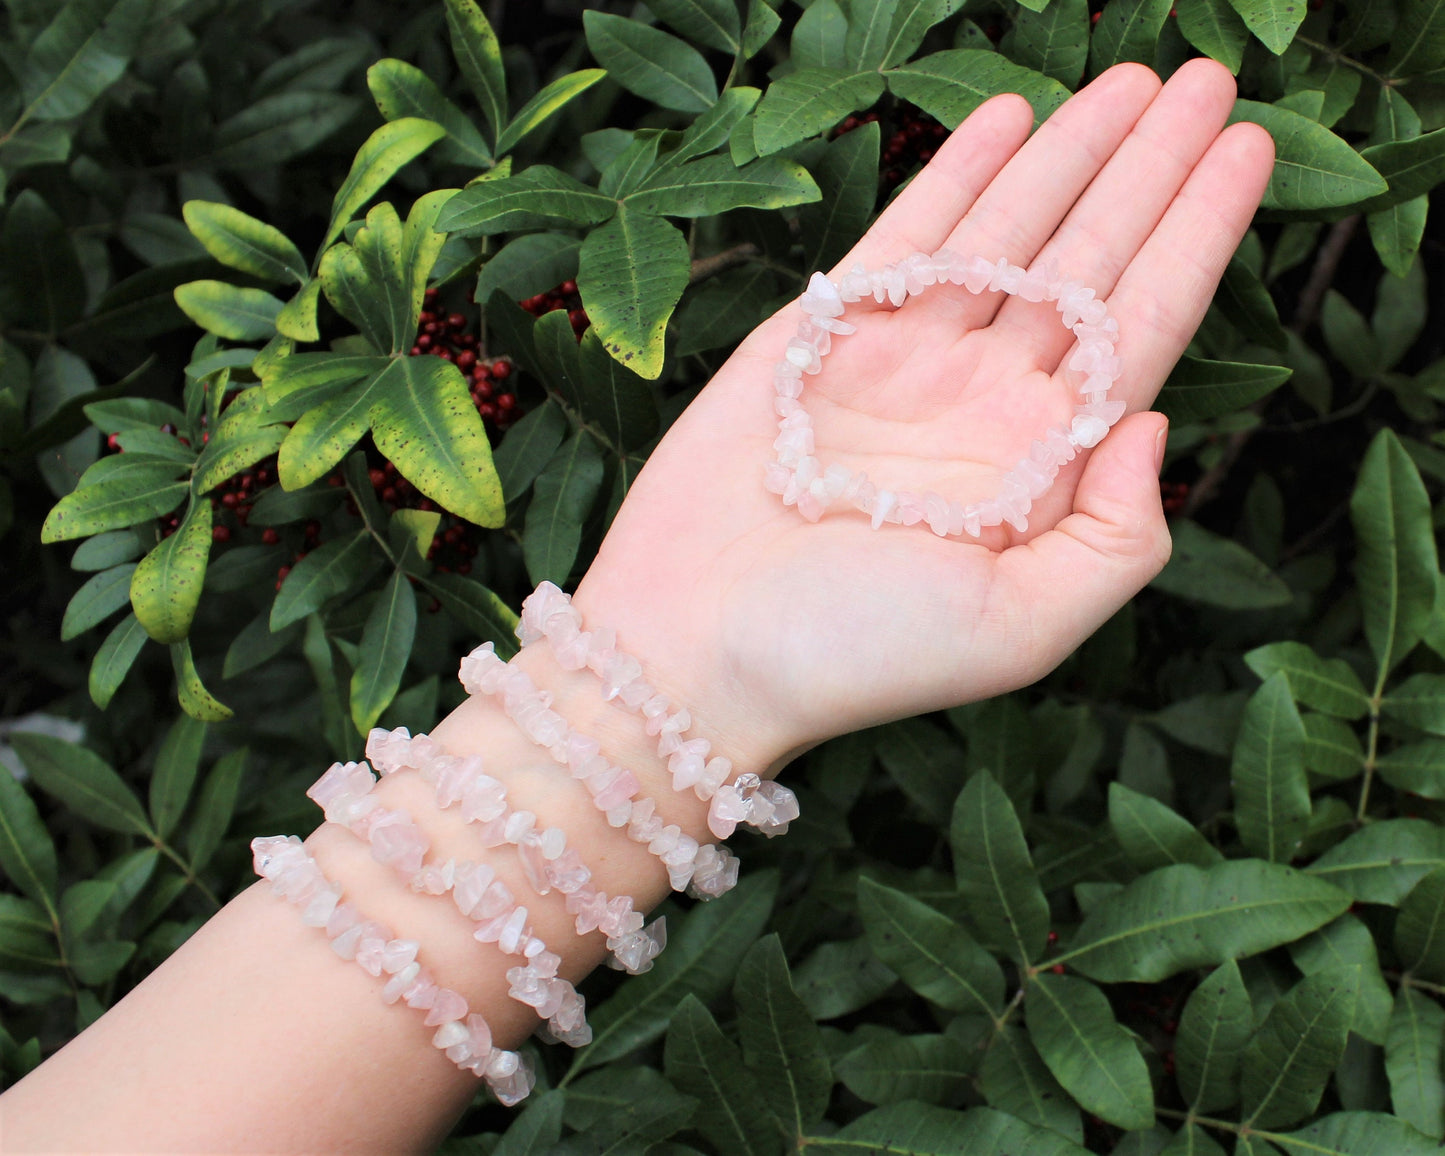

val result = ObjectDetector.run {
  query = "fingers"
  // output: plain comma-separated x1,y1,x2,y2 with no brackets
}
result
991,58,1241,371
990,410,1171,681
833,93,1034,278
1101,120,1275,410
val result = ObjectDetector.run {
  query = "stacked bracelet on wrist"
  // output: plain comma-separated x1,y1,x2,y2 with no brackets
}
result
250,580,792,1104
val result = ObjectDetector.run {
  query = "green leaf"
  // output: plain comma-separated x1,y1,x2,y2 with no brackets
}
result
495,69,608,157
174,281,284,342
1357,127,1445,213
875,718,965,819
886,50,1070,129
171,639,233,722
1009,0,1091,85
321,203,412,354
675,265,778,356
0,191,86,334
668,87,761,167
578,205,689,380
275,278,323,343
1304,712,1364,782
60,562,136,641
1217,255,1288,350
645,0,742,53
1308,819,1445,904
792,0,849,68
21,0,150,121
744,0,782,57
477,235,581,305
1271,1111,1441,1155
1382,673,1445,734
1176,959,1253,1112
349,570,417,735
10,733,151,837
437,166,617,236
571,869,776,1073
523,432,605,587
1244,641,1370,719
735,935,832,1136
270,530,375,630
1108,782,1222,871
665,995,781,1156
1351,428,1437,676
423,573,519,659
1150,518,1292,609
444,0,506,141
857,876,1004,1017
754,68,886,155
1176,0,1251,72
1157,356,1290,423
800,119,880,273
1321,290,1380,378
583,10,718,113
980,1026,1083,1141
1027,972,1153,1130
89,612,147,709
1227,100,1388,210
493,1090,565,1156
130,497,211,644
1376,739,1445,797
225,606,299,679
0,894,60,972
70,529,144,572
492,398,568,503
185,748,247,872
884,0,965,64
817,1104,1090,1156
40,454,188,542
1241,967,1358,1128
576,330,660,452
1290,916,1393,1044
149,714,205,841
951,771,1049,966
1062,859,1351,982
1161,1126,1229,1155
1386,0,1445,74
1396,867,1445,981
276,373,380,489
792,937,898,1021
193,424,288,497
0,765,59,909
321,119,446,253
1227,0,1306,51
207,92,360,169
837,1031,973,1107
1386,988,1445,1138
367,60,492,169
845,0,901,68
626,154,820,217
369,355,505,528
1231,672,1310,863
1089,0,1174,70
181,202,307,286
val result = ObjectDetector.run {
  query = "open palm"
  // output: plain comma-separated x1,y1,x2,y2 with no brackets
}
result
572,59,1275,775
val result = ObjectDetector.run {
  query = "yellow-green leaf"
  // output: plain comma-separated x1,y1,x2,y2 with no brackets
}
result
320,118,446,253
181,201,307,285
496,70,608,157
174,280,284,341
171,639,233,722
130,497,212,644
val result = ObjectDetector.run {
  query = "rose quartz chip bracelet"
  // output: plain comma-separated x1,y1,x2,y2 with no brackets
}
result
770,257,1124,533
513,582,800,841
362,727,668,978
460,640,744,890
250,835,534,1104
304,757,592,1043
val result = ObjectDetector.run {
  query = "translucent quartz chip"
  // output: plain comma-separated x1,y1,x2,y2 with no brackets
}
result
1014,458,1052,498
961,505,982,538
1071,413,1110,448
839,265,870,302
800,271,844,316
796,321,832,357
424,988,468,1027
382,939,419,974
870,489,897,531
545,849,591,894
1079,399,1127,426
382,961,420,1004
301,886,340,927
364,728,411,774
993,261,1023,293
810,313,856,335
355,937,389,976
1017,266,1049,302
784,339,822,373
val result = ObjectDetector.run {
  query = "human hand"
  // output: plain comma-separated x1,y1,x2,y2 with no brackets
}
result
572,59,1275,776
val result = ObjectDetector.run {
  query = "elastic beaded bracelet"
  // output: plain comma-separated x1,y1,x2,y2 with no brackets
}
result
771,258,1123,534
459,642,740,898
250,835,534,1105
515,582,799,841
305,759,591,1044
362,728,669,978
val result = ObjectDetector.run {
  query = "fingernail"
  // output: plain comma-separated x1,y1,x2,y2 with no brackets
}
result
1154,421,1169,474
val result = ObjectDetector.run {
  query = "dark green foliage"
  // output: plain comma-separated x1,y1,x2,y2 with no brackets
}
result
4,1,1445,1152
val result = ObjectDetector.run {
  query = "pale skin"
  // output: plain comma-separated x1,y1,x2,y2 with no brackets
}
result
1,60,1273,1153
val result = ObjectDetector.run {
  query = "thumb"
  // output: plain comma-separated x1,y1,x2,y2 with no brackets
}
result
996,410,1172,670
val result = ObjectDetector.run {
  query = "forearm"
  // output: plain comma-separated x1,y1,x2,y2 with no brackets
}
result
1,597,773,1154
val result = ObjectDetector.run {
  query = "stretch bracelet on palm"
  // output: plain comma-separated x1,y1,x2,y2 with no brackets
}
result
768,255,1123,534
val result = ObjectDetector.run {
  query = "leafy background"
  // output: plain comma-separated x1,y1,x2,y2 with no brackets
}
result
3,0,1445,1152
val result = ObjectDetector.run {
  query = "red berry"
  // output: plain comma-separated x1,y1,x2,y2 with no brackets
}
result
382,486,398,504
447,312,466,330
491,360,511,380
416,333,433,350
474,380,494,401
201,432,210,444
161,424,176,435
561,280,577,295
304,520,321,540
568,309,587,329
424,287,439,302
1051,964,1066,974
458,333,478,349
328,475,345,488
369,468,386,489
497,394,517,412
410,345,423,356
222,492,239,509
261,528,280,545
478,401,497,420
456,350,476,372
212,525,231,543
106,433,121,451
277,565,291,582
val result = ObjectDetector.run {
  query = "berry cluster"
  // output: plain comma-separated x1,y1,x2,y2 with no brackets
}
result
519,279,590,339
412,288,519,432
1160,480,1190,516
833,106,948,195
